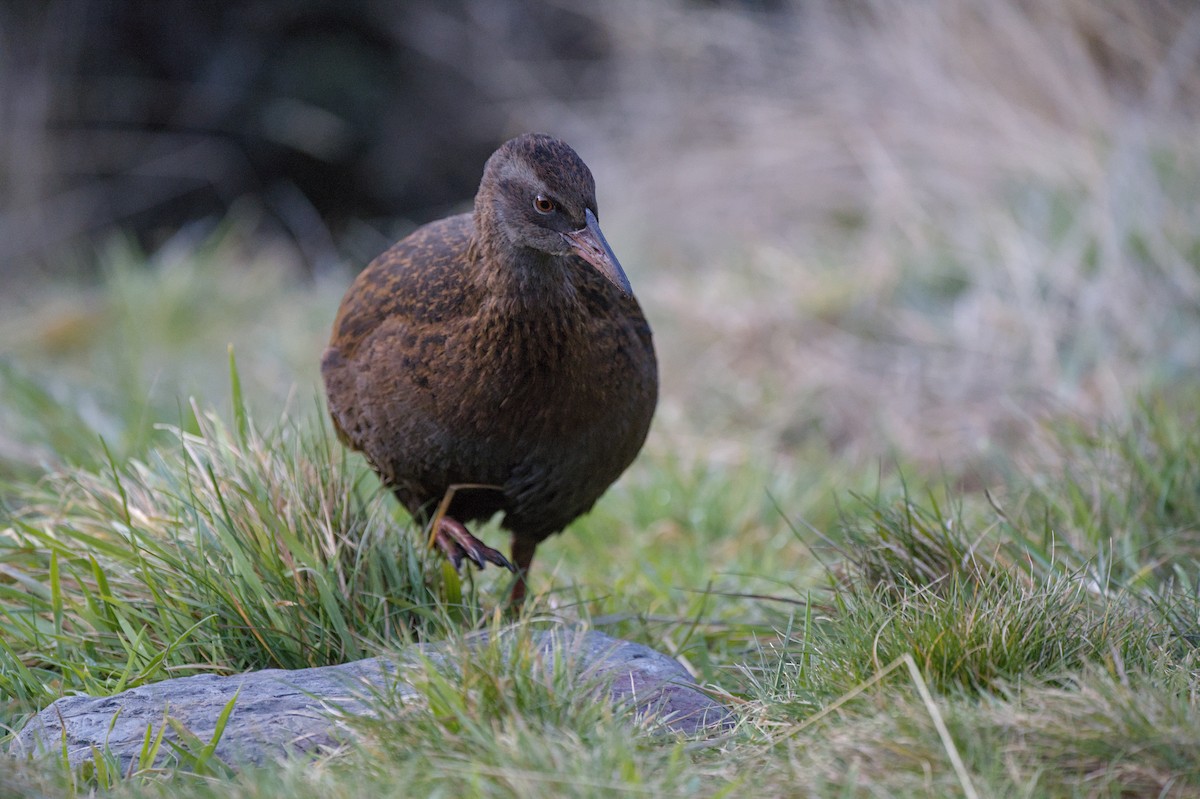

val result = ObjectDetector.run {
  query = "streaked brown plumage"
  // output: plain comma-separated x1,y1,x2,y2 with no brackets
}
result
322,133,657,602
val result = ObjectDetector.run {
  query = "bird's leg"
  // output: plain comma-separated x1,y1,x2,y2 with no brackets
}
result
433,516,515,572
508,537,538,604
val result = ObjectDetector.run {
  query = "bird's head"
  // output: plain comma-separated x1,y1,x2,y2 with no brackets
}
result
476,133,633,298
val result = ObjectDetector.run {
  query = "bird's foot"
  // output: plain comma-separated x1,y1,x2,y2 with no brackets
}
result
433,517,516,573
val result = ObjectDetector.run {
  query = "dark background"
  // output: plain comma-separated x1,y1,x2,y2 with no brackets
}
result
0,0,642,276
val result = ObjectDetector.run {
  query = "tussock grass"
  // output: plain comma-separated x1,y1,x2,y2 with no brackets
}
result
1021,391,1200,586
740,491,1185,708
817,562,1149,697
0,378,472,724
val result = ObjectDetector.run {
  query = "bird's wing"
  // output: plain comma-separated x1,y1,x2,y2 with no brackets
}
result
321,213,479,454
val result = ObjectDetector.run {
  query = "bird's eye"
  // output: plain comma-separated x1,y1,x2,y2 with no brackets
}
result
533,195,556,214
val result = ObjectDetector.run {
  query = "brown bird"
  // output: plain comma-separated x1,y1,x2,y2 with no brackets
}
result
321,133,657,603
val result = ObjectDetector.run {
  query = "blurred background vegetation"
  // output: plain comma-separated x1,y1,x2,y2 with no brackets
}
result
3,0,1198,489
4,3,1200,793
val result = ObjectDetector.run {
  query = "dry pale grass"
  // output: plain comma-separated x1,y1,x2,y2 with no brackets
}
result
495,0,1200,481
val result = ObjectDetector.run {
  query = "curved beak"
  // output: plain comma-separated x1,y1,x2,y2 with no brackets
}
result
563,208,633,298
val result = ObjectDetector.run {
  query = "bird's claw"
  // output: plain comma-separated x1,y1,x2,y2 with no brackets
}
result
433,517,516,573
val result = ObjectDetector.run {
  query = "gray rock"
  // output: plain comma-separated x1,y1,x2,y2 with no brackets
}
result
9,629,732,770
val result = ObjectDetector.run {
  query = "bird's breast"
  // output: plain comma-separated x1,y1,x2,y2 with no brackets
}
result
454,313,604,424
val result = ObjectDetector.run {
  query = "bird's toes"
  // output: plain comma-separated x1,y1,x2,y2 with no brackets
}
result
476,545,516,573
457,535,515,572
433,518,515,573
432,528,466,570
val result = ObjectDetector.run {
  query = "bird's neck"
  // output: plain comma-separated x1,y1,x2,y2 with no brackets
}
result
469,231,580,317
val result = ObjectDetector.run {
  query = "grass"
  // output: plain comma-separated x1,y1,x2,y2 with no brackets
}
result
0,391,447,703
4,258,1200,798
5,1,1200,796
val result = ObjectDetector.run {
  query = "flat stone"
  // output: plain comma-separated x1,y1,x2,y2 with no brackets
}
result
9,629,732,770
